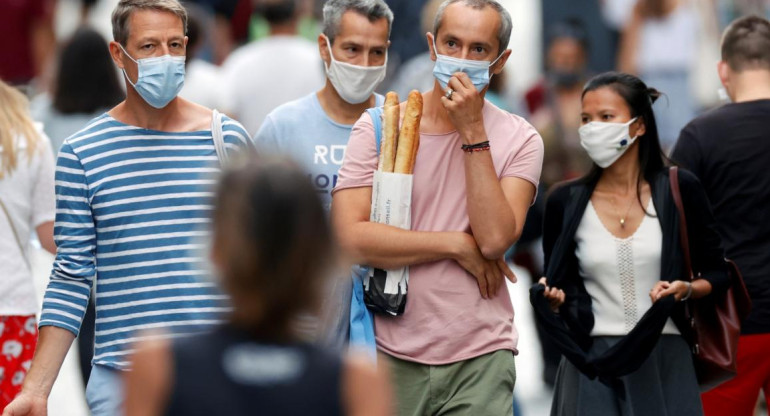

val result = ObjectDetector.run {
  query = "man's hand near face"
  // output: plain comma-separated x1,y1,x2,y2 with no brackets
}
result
440,72,487,144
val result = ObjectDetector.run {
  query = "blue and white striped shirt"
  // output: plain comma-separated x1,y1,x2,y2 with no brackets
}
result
39,113,252,370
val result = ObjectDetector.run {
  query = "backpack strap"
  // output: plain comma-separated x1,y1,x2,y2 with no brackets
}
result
365,107,383,157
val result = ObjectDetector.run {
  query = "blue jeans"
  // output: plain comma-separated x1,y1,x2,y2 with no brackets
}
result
85,365,124,416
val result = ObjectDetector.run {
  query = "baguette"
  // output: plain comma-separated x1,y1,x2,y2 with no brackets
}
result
380,92,400,173
394,90,423,174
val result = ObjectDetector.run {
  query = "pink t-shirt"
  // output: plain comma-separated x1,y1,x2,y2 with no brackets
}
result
334,101,544,365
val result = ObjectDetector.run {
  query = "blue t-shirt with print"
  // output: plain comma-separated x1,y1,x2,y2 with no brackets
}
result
255,92,384,211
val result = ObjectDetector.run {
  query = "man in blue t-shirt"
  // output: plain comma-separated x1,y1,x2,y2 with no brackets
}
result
255,0,392,212
254,0,392,349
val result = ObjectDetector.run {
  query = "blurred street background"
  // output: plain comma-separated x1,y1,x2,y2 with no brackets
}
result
4,0,770,414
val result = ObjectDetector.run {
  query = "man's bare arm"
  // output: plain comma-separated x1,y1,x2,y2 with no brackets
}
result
332,186,516,298
443,73,537,259
332,187,465,270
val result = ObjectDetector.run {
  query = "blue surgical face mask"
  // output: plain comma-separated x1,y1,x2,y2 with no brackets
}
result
431,37,503,91
120,45,186,109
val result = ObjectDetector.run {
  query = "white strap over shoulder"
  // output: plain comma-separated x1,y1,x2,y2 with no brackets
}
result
211,109,228,167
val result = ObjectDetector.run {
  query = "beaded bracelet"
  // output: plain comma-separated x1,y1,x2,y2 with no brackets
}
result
461,140,491,153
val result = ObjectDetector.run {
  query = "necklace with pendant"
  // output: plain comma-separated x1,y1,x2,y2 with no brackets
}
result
611,196,636,228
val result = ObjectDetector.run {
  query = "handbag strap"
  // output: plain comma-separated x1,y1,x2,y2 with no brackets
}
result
0,198,31,270
669,166,694,281
211,109,228,167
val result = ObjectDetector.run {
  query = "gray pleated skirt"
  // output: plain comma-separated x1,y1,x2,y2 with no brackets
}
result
551,335,703,416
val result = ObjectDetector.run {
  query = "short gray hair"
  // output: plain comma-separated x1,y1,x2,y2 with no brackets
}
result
322,0,394,44
433,0,512,54
112,0,188,45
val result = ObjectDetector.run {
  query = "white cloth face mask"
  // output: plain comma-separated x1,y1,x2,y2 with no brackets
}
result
323,35,387,104
578,117,639,168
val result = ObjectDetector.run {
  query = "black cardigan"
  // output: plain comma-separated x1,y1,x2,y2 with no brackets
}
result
530,168,730,380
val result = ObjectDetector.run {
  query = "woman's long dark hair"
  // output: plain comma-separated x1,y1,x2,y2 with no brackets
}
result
213,157,334,341
53,27,124,114
581,71,668,210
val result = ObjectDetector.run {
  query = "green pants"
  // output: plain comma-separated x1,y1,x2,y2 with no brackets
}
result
386,350,516,416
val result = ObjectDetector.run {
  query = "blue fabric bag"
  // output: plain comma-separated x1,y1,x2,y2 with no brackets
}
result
349,265,377,359
348,107,385,358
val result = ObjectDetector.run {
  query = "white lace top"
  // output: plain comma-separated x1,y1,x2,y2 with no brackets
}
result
575,200,680,336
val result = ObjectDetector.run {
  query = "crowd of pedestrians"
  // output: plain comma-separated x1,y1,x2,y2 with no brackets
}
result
0,0,769,415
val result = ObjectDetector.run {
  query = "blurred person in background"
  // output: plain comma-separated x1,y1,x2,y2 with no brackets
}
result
672,15,770,416
254,0,393,349
125,157,391,416
600,0,638,32
249,0,322,42
0,0,56,89
384,0,429,72
31,27,125,153
178,0,244,65
178,4,226,109
387,0,444,98
485,67,512,111
214,0,254,63
0,79,57,409
537,72,729,416
221,0,325,135
541,0,618,74
520,21,595,388
81,0,100,20
3,1,253,414
525,20,593,187
333,1,544,414
617,0,698,151
716,0,770,28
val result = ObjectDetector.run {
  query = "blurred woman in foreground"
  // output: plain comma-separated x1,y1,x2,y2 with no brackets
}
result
125,157,391,416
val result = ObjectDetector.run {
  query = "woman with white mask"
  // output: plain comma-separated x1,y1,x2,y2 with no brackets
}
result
532,72,732,415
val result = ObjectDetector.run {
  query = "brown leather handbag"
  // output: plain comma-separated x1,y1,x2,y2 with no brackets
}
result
669,167,752,391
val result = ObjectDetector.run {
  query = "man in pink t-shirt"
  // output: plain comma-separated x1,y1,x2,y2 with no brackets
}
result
332,0,543,415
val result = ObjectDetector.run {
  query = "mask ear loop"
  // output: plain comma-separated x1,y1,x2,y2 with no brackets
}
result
487,52,504,84
320,33,347,100
489,50,505,68
118,44,140,88
431,34,440,59
626,117,641,145
322,34,339,72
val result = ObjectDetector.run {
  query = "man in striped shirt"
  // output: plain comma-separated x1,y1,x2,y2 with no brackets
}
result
4,1,252,415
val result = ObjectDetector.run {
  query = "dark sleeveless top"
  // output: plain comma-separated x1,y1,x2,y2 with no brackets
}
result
165,325,344,416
